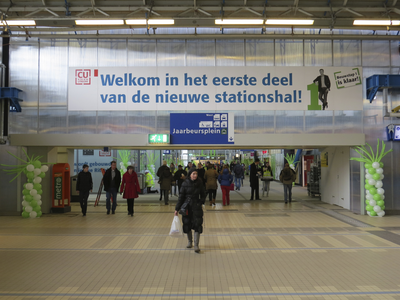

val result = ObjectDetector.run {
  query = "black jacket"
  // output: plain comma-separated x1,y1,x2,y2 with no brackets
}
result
174,169,187,184
103,168,121,191
157,165,168,178
196,168,205,184
313,75,331,92
175,177,206,234
76,171,93,192
250,163,260,186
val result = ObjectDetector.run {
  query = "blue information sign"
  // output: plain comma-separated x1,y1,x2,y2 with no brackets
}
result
170,113,234,144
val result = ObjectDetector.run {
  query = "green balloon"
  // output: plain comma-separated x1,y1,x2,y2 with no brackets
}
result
377,200,384,207
27,178,33,183
373,194,381,201
37,211,42,217
22,211,30,218
30,200,38,207
26,172,34,179
33,161,41,168
23,189,31,196
373,173,381,180
379,162,384,168
365,163,372,169
37,189,42,195
370,211,377,216
365,200,370,205
39,172,45,178
365,184,372,190
23,183,27,189
23,169,27,174
381,205,385,210
33,206,41,213
33,183,42,190
369,187,377,195
368,168,376,175
366,205,373,211
25,195,33,202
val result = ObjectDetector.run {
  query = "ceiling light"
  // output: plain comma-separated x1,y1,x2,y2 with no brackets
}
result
2,20,36,26
125,19,175,25
353,20,400,26
265,19,314,25
75,20,124,25
215,19,264,25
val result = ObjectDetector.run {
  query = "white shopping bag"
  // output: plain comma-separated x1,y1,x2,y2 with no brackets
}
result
169,216,183,237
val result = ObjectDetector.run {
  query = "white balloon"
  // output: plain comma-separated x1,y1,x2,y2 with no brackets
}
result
381,195,385,200
26,183,33,190
29,211,37,218
30,189,38,196
33,177,42,184
377,188,384,195
25,206,33,213
380,174,384,180
369,200,377,206
23,196,26,200
366,190,370,195
375,181,383,188
373,205,382,213
368,179,376,185
365,174,372,180
127,162,132,165
22,200,29,207
290,164,294,168
33,194,41,201
377,211,385,217
40,165,49,173
26,164,34,172
36,200,42,206
367,211,371,216
376,168,383,174
365,169,370,174
120,162,124,166
33,168,42,176
372,162,380,169
366,194,373,200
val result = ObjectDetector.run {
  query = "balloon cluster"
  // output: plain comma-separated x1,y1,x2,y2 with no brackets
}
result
364,162,385,217
351,140,392,217
115,150,133,175
1,149,52,219
21,162,49,218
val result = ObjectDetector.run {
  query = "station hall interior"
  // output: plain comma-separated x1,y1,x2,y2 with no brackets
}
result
2,0,400,299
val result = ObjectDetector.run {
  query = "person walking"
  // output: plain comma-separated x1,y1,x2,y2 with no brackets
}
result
145,170,158,194
196,163,206,187
174,165,187,194
249,158,261,200
120,166,141,216
204,164,218,206
157,160,168,201
174,169,206,253
170,163,177,196
261,162,273,195
103,161,121,215
160,166,173,205
280,163,297,203
76,164,93,216
233,161,244,191
218,165,233,206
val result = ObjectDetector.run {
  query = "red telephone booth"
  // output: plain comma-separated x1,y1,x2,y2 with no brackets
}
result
52,163,71,213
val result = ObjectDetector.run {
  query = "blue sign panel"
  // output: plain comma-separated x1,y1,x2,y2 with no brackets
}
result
394,125,400,141
163,150,171,154
170,113,234,144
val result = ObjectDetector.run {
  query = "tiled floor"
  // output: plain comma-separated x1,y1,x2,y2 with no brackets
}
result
1,181,400,300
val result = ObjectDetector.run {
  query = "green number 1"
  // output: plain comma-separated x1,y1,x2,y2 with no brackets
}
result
307,83,321,111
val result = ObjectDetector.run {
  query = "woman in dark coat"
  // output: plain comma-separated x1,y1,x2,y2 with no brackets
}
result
76,164,93,216
120,166,141,216
160,167,172,205
174,169,206,253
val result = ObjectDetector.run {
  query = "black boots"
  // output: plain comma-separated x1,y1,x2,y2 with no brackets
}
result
186,231,192,248
194,232,200,253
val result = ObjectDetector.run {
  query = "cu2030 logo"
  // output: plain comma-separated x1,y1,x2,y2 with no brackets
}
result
76,69,97,85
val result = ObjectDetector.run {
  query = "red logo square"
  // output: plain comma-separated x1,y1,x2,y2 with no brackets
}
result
75,69,91,85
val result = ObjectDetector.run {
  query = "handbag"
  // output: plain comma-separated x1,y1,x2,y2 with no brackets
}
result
229,183,234,191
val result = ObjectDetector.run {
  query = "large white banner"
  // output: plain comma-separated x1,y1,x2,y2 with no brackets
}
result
68,67,363,111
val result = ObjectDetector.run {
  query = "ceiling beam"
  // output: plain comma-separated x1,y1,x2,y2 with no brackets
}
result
343,0,348,6
297,8,314,17
345,8,364,17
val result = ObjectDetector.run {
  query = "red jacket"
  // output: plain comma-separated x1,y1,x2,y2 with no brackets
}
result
120,171,141,199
